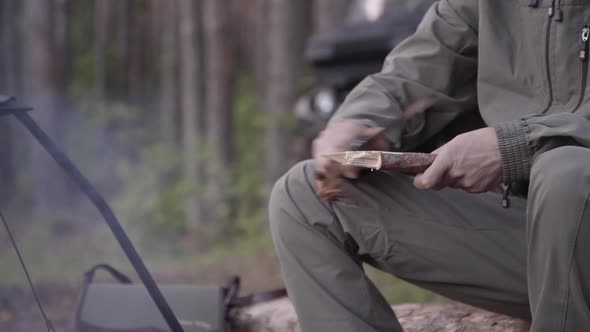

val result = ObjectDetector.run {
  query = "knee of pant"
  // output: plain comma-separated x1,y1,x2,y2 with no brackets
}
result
530,146,590,206
268,160,316,238
528,147,590,253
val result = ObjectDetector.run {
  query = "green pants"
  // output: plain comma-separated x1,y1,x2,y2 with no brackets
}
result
269,146,590,332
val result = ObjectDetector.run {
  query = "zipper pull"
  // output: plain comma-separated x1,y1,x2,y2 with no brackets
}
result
548,0,555,17
580,26,589,61
501,184,512,209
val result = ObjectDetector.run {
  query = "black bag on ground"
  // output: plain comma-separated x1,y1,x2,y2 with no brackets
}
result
75,264,286,332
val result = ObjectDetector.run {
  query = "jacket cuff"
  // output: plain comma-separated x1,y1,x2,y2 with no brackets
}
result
494,120,535,183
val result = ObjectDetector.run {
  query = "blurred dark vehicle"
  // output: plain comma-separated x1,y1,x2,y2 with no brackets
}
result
295,0,484,157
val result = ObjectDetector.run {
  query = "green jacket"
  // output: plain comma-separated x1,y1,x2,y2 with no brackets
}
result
331,0,590,184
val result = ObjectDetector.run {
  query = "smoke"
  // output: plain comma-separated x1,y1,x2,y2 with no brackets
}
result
0,96,203,290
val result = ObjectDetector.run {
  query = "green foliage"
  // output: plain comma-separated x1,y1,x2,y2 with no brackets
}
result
54,72,276,252
107,71,287,251
115,143,187,249
52,100,188,251
69,51,96,100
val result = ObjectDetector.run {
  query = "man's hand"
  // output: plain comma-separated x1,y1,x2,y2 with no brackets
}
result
414,127,503,193
313,121,389,179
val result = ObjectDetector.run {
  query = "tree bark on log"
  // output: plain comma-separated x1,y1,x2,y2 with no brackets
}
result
230,298,530,332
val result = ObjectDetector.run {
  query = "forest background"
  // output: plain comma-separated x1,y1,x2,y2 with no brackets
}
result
0,0,437,308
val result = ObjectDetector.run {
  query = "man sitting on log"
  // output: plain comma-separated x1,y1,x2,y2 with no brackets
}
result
269,1,590,331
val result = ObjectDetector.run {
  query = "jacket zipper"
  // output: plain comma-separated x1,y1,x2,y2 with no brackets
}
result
541,3,555,113
502,2,555,207
573,26,590,113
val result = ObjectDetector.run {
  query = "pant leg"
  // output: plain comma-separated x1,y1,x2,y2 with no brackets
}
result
270,160,531,332
331,165,531,319
269,161,403,332
527,146,590,332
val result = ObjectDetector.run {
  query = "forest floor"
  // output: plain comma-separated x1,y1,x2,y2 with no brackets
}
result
0,222,437,332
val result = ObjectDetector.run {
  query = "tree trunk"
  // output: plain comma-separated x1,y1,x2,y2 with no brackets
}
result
0,0,18,94
313,0,353,34
178,0,202,227
116,0,129,101
0,0,19,202
254,0,269,108
153,0,178,145
233,0,259,72
264,0,295,186
202,0,237,225
128,2,144,105
230,298,531,332
264,0,299,186
22,0,70,219
94,0,108,102
54,0,71,102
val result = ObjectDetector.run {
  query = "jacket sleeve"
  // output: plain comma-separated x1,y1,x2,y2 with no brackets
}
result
329,0,479,150
495,113,590,183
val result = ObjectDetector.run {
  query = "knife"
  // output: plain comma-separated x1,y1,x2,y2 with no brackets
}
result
322,151,435,174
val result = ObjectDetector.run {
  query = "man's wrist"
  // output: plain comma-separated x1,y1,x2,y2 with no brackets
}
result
494,120,535,183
